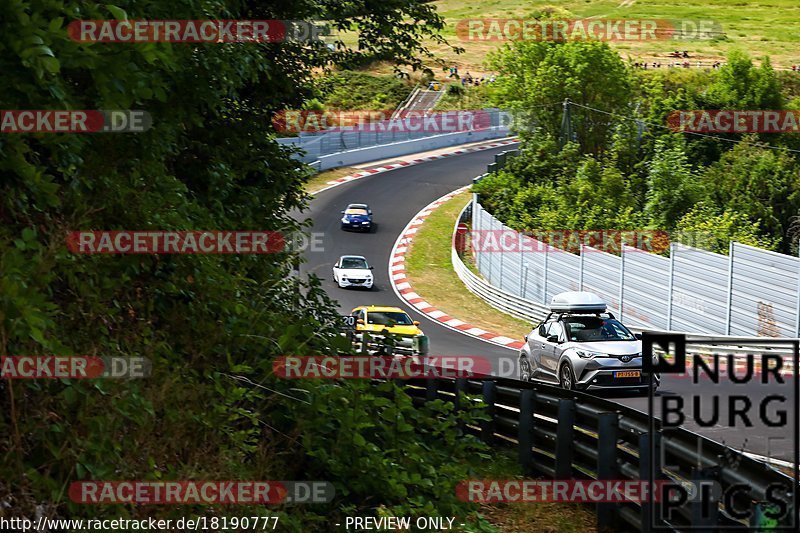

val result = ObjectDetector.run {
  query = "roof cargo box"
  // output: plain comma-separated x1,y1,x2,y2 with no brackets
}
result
550,291,607,314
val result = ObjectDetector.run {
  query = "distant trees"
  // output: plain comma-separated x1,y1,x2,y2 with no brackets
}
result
488,40,631,154
477,47,800,254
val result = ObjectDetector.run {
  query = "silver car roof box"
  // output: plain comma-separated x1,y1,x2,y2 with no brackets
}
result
550,291,607,314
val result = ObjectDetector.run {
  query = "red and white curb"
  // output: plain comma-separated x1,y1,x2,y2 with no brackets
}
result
313,138,518,195
388,187,525,351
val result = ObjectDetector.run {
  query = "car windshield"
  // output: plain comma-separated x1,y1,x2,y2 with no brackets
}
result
563,316,635,342
367,311,413,325
341,257,368,269
345,209,368,216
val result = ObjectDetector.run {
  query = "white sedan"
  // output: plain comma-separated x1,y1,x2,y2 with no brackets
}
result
332,255,374,289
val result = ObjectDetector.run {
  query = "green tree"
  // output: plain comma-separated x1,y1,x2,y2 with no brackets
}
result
699,137,800,250
488,40,632,154
703,50,783,109
643,136,706,229
675,202,780,254
0,0,477,525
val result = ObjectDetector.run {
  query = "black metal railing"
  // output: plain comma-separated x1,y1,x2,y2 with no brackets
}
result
400,376,797,531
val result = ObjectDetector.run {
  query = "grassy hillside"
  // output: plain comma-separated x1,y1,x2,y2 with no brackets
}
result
344,0,800,74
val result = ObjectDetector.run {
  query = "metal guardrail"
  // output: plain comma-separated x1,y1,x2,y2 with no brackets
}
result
277,108,509,165
391,85,422,120
401,375,797,531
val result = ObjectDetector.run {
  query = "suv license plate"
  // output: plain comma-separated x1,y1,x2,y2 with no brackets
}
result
614,370,641,378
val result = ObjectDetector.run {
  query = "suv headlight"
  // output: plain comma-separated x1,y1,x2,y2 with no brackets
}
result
575,350,603,359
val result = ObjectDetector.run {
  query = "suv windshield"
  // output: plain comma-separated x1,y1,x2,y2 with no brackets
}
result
367,311,413,325
563,316,635,342
341,258,368,269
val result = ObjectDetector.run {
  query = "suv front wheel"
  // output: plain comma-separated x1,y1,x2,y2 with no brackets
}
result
519,354,532,382
559,363,576,390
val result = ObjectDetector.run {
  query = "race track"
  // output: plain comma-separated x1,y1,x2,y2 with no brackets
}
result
299,147,797,463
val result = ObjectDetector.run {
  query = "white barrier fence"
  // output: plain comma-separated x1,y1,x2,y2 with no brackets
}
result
452,202,798,363
277,108,510,169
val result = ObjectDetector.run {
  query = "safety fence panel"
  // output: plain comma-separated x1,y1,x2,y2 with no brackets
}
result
620,245,671,330
581,246,622,317
730,243,800,337
669,244,729,334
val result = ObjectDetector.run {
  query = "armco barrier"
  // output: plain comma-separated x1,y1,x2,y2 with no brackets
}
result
276,108,510,170
311,126,510,171
402,373,798,531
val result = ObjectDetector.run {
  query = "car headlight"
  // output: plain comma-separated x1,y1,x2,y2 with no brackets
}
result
361,221,369,224
341,217,348,223
575,350,603,359
341,276,348,281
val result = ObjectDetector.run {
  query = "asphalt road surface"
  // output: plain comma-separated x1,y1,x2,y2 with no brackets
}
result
298,146,798,464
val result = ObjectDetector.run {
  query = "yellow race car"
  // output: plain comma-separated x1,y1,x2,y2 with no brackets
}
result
349,305,429,355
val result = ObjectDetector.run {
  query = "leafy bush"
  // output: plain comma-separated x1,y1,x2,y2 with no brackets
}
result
316,71,412,111
447,83,465,96
0,0,489,527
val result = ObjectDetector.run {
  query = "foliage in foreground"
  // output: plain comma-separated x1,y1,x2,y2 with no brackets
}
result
0,0,488,527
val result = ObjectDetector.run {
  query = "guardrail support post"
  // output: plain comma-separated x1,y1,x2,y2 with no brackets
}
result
639,433,663,533
725,241,735,335
596,412,620,529
425,378,438,402
481,381,496,445
691,466,720,531
554,399,576,479
455,378,467,435
517,389,536,474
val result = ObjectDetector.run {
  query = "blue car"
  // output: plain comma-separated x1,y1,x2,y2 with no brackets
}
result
340,203,373,232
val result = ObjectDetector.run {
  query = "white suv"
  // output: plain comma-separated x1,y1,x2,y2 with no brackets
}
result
518,292,659,393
